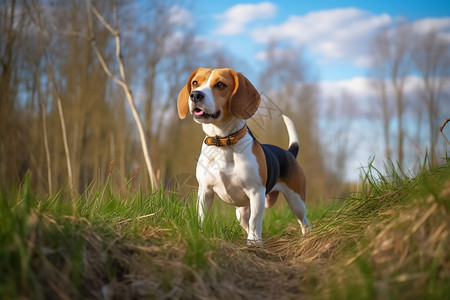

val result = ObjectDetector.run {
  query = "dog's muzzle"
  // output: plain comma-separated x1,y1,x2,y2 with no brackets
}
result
190,91,205,103
190,91,221,119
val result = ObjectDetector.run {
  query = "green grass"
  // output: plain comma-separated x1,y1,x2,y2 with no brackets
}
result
1,158,450,299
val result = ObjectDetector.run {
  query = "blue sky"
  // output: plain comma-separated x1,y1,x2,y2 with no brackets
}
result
176,0,450,82
171,1,450,180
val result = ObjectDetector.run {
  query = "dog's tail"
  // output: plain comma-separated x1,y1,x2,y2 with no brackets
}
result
282,115,300,158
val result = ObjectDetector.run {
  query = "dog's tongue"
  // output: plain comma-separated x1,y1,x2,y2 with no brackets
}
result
194,108,204,116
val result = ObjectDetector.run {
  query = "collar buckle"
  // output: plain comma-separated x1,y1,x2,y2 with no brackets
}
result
212,136,221,147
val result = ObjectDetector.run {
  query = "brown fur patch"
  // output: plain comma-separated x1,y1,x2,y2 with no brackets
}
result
229,70,261,119
252,141,267,187
265,191,279,209
280,160,307,201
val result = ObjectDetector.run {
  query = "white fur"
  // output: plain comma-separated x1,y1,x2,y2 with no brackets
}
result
282,114,299,147
270,182,310,235
196,126,266,246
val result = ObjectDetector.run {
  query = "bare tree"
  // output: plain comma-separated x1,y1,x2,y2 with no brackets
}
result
323,90,357,188
412,30,450,164
35,70,53,195
26,0,76,191
86,0,157,189
138,2,192,183
0,0,27,190
140,2,175,142
371,23,413,167
370,74,392,160
21,0,137,192
258,43,329,201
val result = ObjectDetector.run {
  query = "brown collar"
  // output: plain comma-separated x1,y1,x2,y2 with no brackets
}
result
204,125,248,147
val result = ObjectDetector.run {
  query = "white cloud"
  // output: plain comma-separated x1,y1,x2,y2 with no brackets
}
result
320,76,426,102
251,8,391,66
214,2,277,35
411,17,450,43
168,5,193,27
319,75,450,122
320,77,376,101
411,17,450,34
250,8,450,69
255,47,299,61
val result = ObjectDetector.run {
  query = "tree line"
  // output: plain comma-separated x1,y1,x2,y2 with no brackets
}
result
370,20,450,167
1,0,448,201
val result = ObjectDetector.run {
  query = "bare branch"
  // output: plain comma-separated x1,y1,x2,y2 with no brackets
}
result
86,0,158,189
35,68,53,195
55,93,74,190
49,22,90,40
86,1,119,82
90,3,117,35
439,118,450,145
28,0,74,192
111,2,127,82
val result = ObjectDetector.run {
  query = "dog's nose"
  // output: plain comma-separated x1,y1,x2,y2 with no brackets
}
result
190,91,205,103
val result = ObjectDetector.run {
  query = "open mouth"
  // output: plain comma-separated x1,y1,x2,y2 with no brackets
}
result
193,108,221,119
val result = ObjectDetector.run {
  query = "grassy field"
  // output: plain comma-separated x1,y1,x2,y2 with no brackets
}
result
1,158,450,299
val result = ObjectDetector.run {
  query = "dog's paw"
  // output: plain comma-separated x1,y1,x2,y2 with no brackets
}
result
301,224,312,235
247,238,264,248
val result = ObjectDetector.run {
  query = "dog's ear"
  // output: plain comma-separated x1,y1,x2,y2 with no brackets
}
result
229,71,261,119
177,68,200,119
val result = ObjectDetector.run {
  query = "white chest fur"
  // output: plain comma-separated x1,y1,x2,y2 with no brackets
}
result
196,134,262,207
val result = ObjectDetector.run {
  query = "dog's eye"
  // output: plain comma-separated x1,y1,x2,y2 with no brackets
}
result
216,82,226,90
192,80,198,86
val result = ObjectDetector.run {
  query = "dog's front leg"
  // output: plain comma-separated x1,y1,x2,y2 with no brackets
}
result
246,187,266,247
197,186,214,226
236,206,250,234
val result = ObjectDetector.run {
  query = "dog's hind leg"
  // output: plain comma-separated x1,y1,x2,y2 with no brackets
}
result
265,191,279,209
277,183,311,235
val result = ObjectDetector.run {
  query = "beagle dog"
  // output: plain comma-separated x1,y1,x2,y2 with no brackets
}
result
177,68,311,246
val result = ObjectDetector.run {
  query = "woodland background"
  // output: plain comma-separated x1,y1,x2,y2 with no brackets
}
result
1,0,449,201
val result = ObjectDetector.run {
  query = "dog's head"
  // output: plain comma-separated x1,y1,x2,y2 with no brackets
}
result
177,68,260,123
